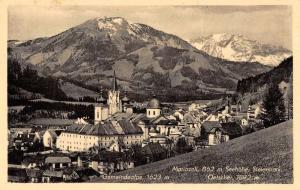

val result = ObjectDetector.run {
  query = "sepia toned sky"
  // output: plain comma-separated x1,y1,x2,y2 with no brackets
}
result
8,5,292,49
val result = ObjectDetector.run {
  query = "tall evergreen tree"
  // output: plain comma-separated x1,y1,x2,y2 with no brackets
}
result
262,82,286,127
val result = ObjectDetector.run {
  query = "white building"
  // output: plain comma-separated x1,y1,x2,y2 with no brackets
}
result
146,98,162,118
43,129,63,148
56,119,144,152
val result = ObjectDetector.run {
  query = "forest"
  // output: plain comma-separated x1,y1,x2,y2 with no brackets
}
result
236,56,293,94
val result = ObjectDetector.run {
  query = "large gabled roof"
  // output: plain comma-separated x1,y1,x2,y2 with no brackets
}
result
202,121,223,133
45,156,71,164
221,122,243,137
64,119,143,136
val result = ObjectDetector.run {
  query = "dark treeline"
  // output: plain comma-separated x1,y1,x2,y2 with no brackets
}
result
8,51,68,101
20,101,94,119
237,56,293,94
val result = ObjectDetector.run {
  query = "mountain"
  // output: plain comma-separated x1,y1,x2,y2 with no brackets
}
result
190,33,292,67
8,17,271,101
91,120,293,183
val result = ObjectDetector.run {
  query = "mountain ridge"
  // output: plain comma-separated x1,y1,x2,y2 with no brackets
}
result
190,33,292,66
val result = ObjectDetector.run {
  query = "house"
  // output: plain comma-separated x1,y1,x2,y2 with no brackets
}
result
9,127,33,136
182,112,201,128
45,156,71,169
8,168,28,182
21,156,44,169
42,170,64,182
173,110,185,122
74,168,100,181
141,142,167,163
247,104,262,120
88,151,134,174
230,104,242,115
13,139,29,151
149,135,173,148
168,126,182,142
26,169,43,183
43,129,64,148
198,121,229,147
12,133,37,151
221,122,243,139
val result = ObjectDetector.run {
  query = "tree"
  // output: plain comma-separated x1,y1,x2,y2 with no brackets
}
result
175,138,192,154
287,72,293,119
262,82,286,127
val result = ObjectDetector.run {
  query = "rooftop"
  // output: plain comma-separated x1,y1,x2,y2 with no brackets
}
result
64,118,143,136
147,98,161,109
45,156,71,164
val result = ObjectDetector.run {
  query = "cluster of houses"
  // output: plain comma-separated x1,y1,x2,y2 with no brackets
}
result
8,72,263,182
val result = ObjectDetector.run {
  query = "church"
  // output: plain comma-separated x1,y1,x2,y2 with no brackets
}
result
94,71,131,124
56,71,143,152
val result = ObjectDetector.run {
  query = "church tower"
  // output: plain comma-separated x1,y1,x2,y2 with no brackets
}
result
108,71,122,115
94,87,109,125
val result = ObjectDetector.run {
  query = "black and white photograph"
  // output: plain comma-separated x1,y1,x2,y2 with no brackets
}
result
5,3,294,184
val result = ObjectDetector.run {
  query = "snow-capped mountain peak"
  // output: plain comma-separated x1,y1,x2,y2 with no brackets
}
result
190,33,292,66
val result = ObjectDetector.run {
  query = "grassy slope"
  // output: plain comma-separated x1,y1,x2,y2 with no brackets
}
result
60,81,98,99
92,120,293,183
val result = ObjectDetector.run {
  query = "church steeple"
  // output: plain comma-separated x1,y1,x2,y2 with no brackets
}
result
108,70,122,115
113,70,117,91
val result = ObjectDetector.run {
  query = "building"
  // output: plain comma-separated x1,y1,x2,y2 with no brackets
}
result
43,129,64,148
89,151,134,174
8,168,28,182
146,98,162,118
45,156,72,169
247,104,262,120
21,157,44,169
42,170,64,183
56,119,144,152
197,121,229,147
26,169,43,183
221,122,243,139
141,142,167,163
94,71,123,124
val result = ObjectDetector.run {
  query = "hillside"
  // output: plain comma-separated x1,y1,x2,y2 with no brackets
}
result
237,56,293,94
92,120,293,183
8,17,271,101
190,33,292,66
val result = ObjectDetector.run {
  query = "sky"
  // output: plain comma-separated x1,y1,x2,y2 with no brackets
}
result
8,5,292,49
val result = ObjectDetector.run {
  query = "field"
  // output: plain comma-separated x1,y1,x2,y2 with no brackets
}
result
92,120,293,183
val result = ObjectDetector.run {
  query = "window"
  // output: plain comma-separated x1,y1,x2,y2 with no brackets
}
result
153,111,155,115
148,110,150,115
97,112,100,118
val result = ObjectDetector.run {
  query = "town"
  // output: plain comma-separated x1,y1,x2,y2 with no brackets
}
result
8,70,290,183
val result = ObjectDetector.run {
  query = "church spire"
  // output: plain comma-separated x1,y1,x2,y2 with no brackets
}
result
113,70,118,91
